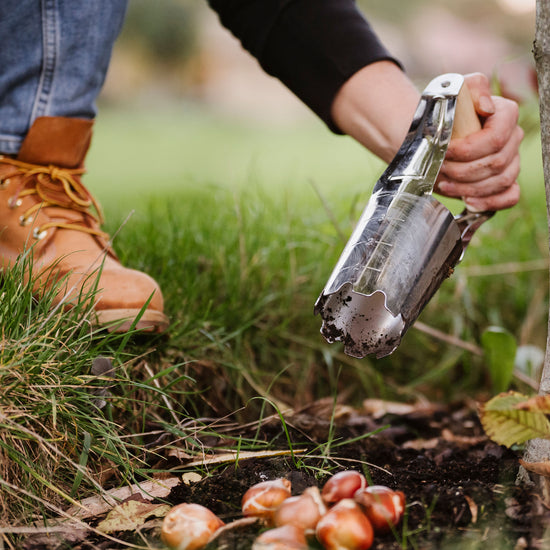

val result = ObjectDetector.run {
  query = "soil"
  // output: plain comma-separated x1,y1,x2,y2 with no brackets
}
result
20,398,550,550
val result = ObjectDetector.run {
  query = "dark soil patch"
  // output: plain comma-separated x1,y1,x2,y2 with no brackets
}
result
19,399,550,549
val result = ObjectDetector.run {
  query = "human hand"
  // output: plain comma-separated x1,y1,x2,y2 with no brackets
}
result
436,73,524,211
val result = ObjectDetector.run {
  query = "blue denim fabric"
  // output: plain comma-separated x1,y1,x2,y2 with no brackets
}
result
0,0,128,154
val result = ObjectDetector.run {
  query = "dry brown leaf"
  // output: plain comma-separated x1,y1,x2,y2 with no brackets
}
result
64,476,180,520
519,458,550,478
441,428,487,446
402,437,440,450
97,500,170,533
363,399,416,419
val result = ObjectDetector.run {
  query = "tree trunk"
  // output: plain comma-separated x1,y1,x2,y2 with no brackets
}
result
519,0,550,488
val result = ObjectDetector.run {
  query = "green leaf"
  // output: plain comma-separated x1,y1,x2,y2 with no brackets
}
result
481,326,517,393
479,391,550,448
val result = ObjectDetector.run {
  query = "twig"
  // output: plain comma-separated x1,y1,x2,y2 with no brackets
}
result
413,321,483,355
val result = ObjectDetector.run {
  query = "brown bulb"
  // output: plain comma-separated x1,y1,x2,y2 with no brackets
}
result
161,503,224,550
273,486,327,535
354,485,406,534
316,498,374,550
252,524,308,549
321,471,367,505
242,478,292,522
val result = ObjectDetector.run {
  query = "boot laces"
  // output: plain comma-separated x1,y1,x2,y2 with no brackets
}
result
0,156,107,240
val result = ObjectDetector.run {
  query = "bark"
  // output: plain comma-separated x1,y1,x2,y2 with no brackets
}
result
519,0,550,486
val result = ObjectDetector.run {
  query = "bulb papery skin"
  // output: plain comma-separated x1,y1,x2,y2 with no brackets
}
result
315,498,374,550
321,471,368,505
161,503,224,550
252,524,308,550
242,478,292,522
273,486,327,534
354,485,406,534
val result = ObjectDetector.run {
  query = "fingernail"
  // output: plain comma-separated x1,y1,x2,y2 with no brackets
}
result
464,198,484,212
479,96,495,115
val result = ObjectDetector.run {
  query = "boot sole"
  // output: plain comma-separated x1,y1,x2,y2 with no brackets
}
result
95,308,170,334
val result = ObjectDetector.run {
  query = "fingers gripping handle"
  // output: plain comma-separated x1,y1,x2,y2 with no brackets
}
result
451,81,494,246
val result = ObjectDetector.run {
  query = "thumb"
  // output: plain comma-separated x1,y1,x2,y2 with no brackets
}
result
464,72,495,117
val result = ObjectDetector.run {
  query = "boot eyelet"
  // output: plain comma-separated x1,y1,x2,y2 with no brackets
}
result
0,178,10,189
8,197,22,209
32,227,48,240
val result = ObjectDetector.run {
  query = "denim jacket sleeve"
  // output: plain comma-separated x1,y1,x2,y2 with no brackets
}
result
207,0,402,132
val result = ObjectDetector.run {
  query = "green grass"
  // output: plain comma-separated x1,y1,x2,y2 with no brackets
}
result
88,102,548,403
0,101,547,531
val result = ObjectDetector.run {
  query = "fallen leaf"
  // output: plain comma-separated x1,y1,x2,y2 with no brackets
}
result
479,391,550,448
64,476,180,520
402,437,440,450
441,428,487,446
363,399,416,419
97,500,170,533
519,458,550,478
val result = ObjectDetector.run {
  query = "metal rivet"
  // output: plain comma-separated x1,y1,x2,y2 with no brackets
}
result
441,80,451,88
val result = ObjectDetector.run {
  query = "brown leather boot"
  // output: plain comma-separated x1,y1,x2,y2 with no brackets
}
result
0,116,169,333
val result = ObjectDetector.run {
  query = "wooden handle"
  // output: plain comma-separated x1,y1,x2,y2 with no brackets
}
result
451,83,481,139
451,82,490,213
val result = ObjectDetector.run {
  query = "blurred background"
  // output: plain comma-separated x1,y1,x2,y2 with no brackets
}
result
99,0,537,124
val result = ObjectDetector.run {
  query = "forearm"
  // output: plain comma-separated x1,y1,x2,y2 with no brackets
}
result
330,61,420,162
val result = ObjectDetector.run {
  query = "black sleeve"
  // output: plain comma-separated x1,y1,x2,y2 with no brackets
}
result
207,0,402,133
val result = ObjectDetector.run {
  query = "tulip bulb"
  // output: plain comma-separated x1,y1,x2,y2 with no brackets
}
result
161,503,224,550
316,498,374,550
242,478,292,522
273,486,327,535
354,485,406,534
252,524,308,550
321,471,367,505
